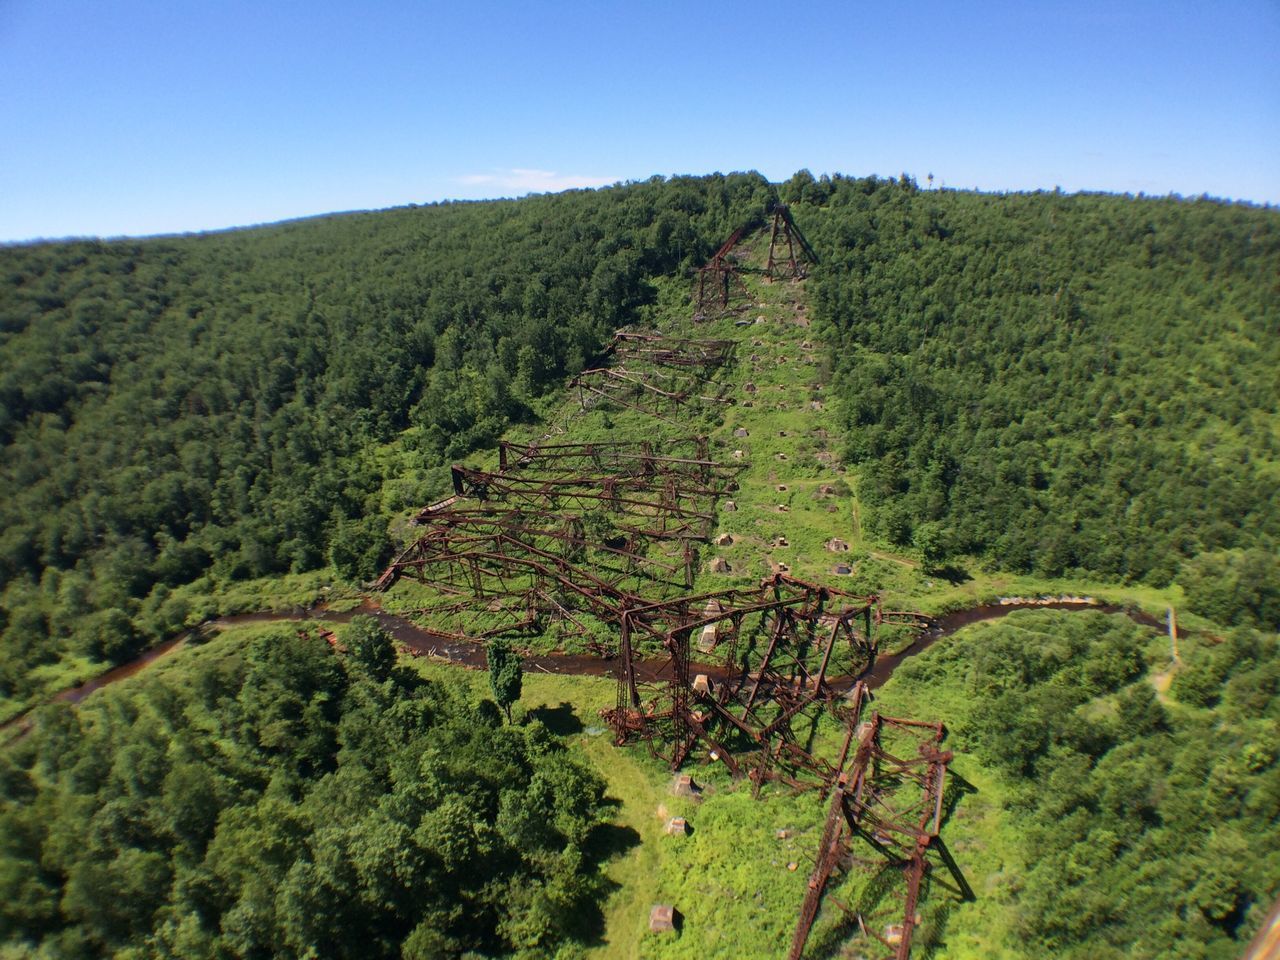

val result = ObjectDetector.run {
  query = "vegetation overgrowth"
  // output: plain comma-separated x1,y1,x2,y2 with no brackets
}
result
0,174,774,715
867,609,1280,960
0,618,610,958
1,172,1277,958
794,172,1279,589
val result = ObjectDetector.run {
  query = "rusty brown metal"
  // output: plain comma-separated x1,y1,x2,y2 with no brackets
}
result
571,366,736,422
787,707,972,960
602,574,882,790
444,465,725,539
496,437,724,478
365,209,954,960
374,432,741,642
766,204,818,280
609,331,737,371
570,331,738,420
696,260,751,315
694,225,753,317
378,505,698,629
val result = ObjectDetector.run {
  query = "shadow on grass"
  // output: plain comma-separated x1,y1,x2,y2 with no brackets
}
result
528,701,584,735
806,863,901,959
941,769,976,826
928,564,973,586
583,818,642,865
562,817,644,947
915,893,955,959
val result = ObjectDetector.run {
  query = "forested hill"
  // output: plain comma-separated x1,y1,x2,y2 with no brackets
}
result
0,174,772,700
795,176,1279,594
1,172,1278,712
1,172,1278,960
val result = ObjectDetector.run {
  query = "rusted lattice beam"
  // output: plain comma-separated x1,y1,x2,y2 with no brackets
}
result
694,224,753,317
602,574,881,788
788,707,972,960
496,437,728,481
766,204,819,280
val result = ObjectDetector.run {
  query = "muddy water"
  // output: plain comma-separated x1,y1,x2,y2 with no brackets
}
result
3,597,1167,742
54,637,189,705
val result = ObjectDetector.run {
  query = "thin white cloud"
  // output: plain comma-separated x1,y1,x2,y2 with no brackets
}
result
455,168,618,194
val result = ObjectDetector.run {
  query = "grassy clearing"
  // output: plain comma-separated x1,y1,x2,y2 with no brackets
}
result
398,623,1040,959
166,568,364,620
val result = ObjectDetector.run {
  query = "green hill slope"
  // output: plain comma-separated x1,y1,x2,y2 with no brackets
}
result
0,174,773,712
0,173,1277,959
795,174,1279,586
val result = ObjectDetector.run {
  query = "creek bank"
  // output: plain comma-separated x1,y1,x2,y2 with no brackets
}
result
4,596,1167,744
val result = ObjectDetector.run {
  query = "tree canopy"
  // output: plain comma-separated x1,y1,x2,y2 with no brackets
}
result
0,173,775,707
886,610,1280,959
487,636,523,722
0,625,607,958
794,176,1278,585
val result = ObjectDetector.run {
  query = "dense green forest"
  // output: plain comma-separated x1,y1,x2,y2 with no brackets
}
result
0,617,608,958
795,173,1279,589
0,174,773,706
879,609,1280,959
3,174,1277,717
2,173,1278,958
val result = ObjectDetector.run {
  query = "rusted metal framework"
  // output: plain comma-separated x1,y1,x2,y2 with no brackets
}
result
376,504,696,639
608,331,737,372
695,224,752,315
397,506,696,589
766,204,819,280
570,366,736,422
603,574,882,793
570,333,737,422
788,705,973,960
375,435,742,644
439,436,740,537
363,199,958,956
496,438,739,486
380,488,704,599
444,465,724,540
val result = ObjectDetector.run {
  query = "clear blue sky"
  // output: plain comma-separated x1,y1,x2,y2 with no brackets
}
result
1,0,1276,241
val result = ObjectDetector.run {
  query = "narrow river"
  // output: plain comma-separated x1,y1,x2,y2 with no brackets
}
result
3,597,1167,743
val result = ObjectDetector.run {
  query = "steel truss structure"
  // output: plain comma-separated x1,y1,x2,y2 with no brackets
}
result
766,204,819,280
603,574,883,793
444,465,724,540
369,206,958,958
375,436,742,642
496,437,738,485
608,331,737,372
389,502,695,591
788,702,973,960
695,224,753,315
570,332,738,422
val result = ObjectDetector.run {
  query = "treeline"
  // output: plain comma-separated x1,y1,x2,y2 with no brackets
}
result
891,609,1280,958
0,173,775,700
0,618,607,958
788,171,1279,592
4,170,1277,706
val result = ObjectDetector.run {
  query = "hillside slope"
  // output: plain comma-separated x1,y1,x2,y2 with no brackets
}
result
1,178,1277,959
795,174,1279,588
0,174,773,715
